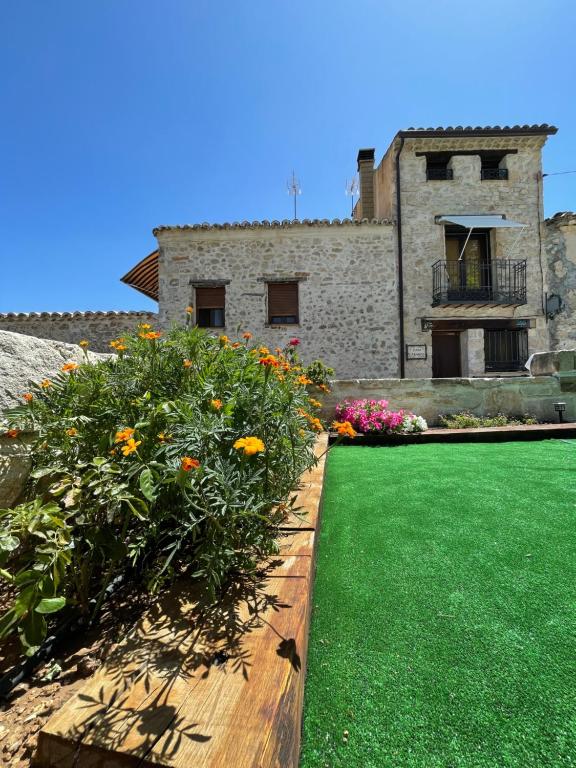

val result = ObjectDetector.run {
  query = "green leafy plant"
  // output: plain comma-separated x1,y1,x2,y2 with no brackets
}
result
0,325,327,654
439,411,538,429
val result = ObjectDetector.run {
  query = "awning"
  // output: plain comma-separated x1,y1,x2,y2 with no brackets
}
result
436,215,526,228
121,250,159,301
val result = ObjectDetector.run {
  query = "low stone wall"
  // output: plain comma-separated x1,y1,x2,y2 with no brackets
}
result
0,311,157,353
321,375,576,425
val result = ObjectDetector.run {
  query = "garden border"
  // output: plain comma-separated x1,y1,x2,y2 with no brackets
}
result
330,421,576,446
33,435,328,768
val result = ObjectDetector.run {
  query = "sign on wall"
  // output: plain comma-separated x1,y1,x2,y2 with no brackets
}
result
405,344,427,360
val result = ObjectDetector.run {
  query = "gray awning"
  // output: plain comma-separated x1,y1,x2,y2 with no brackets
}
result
437,215,526,229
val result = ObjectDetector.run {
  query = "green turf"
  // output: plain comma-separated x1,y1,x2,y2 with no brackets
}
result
300,441,576,768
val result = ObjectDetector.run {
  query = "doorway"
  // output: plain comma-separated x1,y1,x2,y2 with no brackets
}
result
432,332,461,377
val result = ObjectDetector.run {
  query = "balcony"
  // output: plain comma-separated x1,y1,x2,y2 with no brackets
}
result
432,259,527,307
426,167,454,181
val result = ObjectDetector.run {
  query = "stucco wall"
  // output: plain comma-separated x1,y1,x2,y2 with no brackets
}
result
545,214,576,349
156,222,399,379
320,375,575,425
0,311,157,353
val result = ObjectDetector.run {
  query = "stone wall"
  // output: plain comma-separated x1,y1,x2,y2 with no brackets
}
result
156,221,399,379
545,213,576,349
320,375,575,425
0,311,157,353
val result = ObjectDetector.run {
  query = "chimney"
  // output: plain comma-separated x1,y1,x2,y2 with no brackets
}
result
357,148,375,219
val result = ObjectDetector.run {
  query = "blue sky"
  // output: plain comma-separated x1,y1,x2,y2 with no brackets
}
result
1,0,575,312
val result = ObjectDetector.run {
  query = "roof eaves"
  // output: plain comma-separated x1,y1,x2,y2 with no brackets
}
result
152,217,393,235
396,124,558,139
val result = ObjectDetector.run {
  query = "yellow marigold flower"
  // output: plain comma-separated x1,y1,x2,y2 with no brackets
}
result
121,438,141,456
219,335,229,346
259,346,269,355
61,362,79,373
297,375,312,385
139,331,162,340
249,349,259,356
308,397,322,408
181,456,200,471
66,427,78,437
115,427,135,443
331,420,357,439
183,359,193,368
318,383,331,393
79,340,89,348
308,417,323,432
5,429,20,438
40,379,52,388
211,399,223,410
109,338,126,350
185,306,194,314
157,432,172,442
233,436,265,456
139,323,152,330
242,331,252,340
22,393,33,402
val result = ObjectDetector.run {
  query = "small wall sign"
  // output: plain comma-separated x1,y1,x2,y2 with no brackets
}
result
406,344,427,360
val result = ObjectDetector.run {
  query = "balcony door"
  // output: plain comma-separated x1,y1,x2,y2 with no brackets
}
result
445,230,490,298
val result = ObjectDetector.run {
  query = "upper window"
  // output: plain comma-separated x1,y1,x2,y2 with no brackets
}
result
267,282,299,325
195,286,225,328
426,154,453,181
480,154,508,180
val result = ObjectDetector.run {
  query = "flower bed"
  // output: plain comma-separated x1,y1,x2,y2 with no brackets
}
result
0,324,332,656
334,398,427,435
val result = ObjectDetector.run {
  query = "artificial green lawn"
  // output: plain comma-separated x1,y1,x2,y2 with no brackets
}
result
300,441,576,768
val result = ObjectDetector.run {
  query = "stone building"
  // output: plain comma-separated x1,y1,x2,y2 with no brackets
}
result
2,123,575,380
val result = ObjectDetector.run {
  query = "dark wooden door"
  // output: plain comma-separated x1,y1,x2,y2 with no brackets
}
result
432,332,461,378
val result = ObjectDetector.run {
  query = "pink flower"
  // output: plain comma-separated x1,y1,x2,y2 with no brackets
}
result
289,338,300,346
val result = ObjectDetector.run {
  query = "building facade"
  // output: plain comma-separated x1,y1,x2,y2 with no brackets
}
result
3,123,575,380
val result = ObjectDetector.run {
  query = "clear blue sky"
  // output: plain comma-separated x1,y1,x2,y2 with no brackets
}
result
1,0,575,313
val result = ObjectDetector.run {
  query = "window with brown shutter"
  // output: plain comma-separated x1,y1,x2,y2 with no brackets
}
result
267,282,299,325
195,286,225,328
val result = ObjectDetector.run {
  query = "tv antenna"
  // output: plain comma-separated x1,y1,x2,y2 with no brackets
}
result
287,171,301,220
345,176,359,217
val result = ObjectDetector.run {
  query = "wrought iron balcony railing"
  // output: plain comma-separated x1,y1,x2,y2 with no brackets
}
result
426,167,454,181
432,259,527,306
481,167,509,180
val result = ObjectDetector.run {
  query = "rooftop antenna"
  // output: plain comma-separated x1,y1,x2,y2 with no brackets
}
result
287,171,301,220
345,176,359,217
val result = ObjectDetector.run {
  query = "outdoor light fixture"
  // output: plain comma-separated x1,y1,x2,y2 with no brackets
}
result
421,318,434,331
554,402,567,423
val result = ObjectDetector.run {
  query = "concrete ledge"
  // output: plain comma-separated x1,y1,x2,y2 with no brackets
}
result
33,436,328,768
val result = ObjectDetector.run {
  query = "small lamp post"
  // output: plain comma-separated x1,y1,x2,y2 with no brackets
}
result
554,402,566,423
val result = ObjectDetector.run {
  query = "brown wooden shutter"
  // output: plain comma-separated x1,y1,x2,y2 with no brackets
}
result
268,282,298,320
196,286,225,309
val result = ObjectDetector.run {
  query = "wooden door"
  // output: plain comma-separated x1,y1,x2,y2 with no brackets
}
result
432,332,461,378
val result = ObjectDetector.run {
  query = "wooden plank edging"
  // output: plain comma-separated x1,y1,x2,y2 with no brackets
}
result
33,435,328,768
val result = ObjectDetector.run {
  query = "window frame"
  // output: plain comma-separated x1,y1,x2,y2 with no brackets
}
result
266,281,300,326
195,285,226,329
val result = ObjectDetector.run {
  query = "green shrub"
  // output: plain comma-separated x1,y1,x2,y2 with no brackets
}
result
439,412,539,429
0,326,325,654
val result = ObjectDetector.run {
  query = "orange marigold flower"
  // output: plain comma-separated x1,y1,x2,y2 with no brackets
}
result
258,346,269,355
40,379,52,388
183,359,193,368
79,340,89,348
331,420,357,439
318,383,331,393
66,427,78,437
115,427,135,443
61,362,79,373
185,306,194,314
231,341,241,349
259,354,279,368
219,335,229,346
22,393,33,402
5,429,20,438
233,436,265,456
308,397,322,408
297,375,312,385
181,456,200,471
308,417,323,432
109,447,117,455
242,332,252,340
121,438,141,456
211,399,223,410
139,331,161,340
